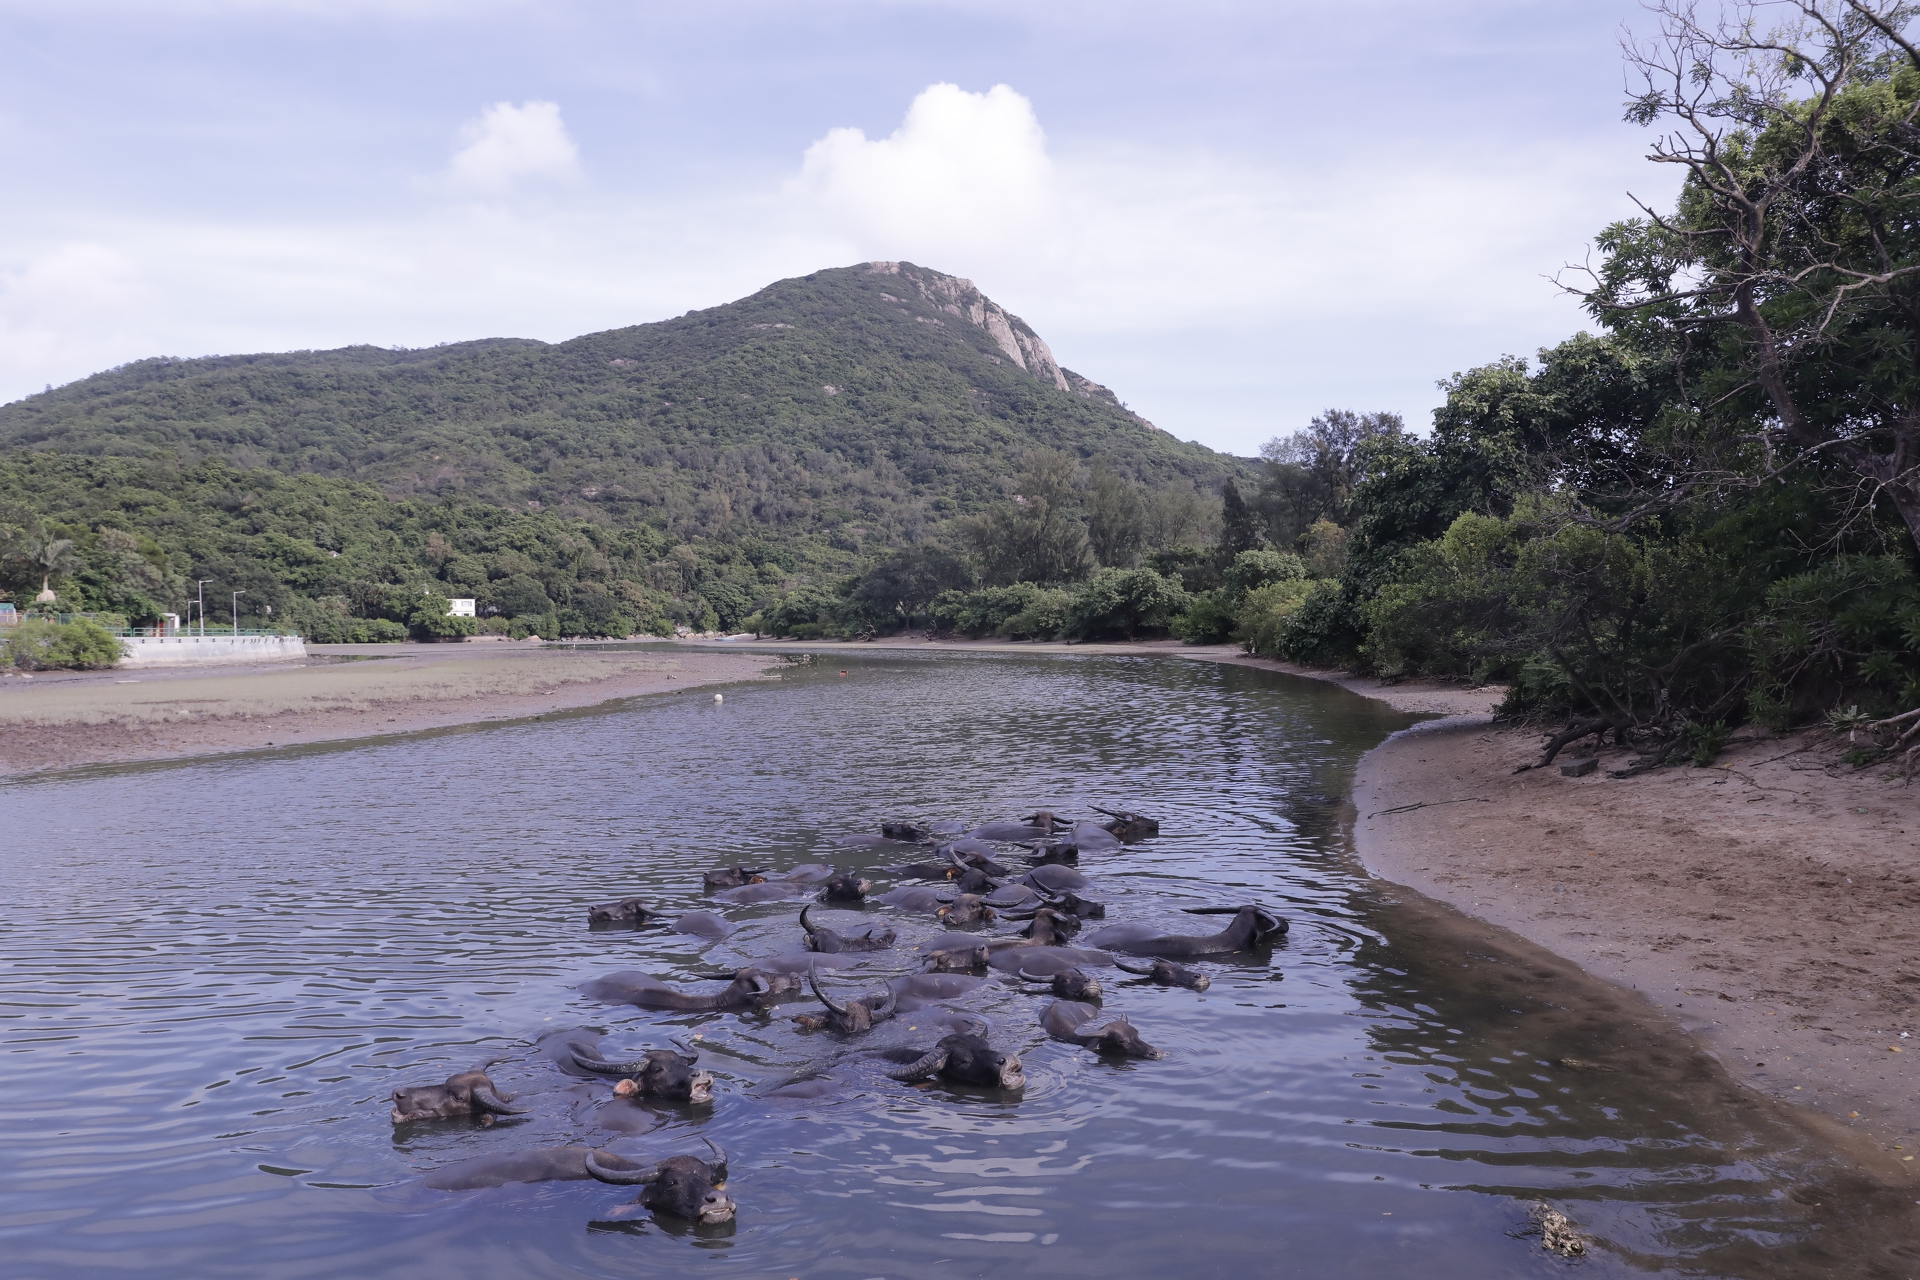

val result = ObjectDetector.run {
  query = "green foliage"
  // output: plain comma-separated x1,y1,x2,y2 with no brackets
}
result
407,592,481,640
1061,568,1190,641
998,587,1076,640
959,450,1096,586
3,617,124,669
1745,556,1920,726
1234,579,1326,659
1681,719,1732,767
3,263,1251,556
928,584,1049,638
1169,590,1238,643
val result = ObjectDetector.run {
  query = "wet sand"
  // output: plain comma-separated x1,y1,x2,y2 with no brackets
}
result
0,642,772,777
1208,654,1920,1174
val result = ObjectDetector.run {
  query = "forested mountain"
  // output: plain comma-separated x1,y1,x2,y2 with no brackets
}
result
0,262,1247,554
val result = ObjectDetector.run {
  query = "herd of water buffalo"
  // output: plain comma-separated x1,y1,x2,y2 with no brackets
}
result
388,807,1288,1228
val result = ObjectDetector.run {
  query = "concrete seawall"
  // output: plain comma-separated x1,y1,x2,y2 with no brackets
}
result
120,635,307,667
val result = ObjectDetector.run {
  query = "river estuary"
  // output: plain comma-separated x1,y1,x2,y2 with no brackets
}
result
1,652,1909,1278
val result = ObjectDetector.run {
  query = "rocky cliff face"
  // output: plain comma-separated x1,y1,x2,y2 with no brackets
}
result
863,261,1072,394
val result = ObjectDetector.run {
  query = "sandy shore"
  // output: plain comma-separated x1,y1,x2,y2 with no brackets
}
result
1231,659,1920,1172
0,642,773,777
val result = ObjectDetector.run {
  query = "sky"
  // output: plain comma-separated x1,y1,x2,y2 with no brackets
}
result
0,0,1686,456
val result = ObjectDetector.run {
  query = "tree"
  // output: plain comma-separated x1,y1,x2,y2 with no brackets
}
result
1084,461,1148,567
852,544,974,624
1582,0,1920,551
959,450,1095,585
1217,479,1265,560
1256,409,1405,543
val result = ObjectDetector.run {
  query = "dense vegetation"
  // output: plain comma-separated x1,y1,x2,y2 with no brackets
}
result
1222,3,1920,771
0,262,1246,554
0,262,1250,643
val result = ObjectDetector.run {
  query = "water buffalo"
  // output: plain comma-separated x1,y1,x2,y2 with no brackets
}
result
586,1139,734,1224
982,883,1041,910
713,879,811,905
800,903,895,953
587,897,665,928
1033,887,1106,919
938,840,1015,876
881,1033,1025,1090
1016,966,1103,1001
422,1145,603,1190
672,910,735,941
748,950,863,975
951,867,1001,895
1094,807,1160,842
569,1040,714,1104
391,1070,530,1124
887,972,989,1010
1000,906,1082,945
818,871,873,903
936,893,995,927
578,967,799,1010
1024,864,1091,893
1113,957,1211,990
968,819,1051,842
1041,1000,1163,1060
920,937,992,972
881,821,932,842
985,945,1113,975
883,852,961,881
1019,839,1078,865
878,885,949,914
793,968,898,1033
702,866,769,891
1085,904,1288,957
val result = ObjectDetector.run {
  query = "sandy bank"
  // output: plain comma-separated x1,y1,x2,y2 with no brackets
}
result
0,643,772,777
1321,687,1920,1168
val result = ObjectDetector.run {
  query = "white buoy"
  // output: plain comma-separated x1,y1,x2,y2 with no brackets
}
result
713,693,724,703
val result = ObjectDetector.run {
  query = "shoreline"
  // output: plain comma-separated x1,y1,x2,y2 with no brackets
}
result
0,643,774,779
1233,659,1920,1174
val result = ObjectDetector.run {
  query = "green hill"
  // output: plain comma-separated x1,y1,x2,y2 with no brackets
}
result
0,262,1248,553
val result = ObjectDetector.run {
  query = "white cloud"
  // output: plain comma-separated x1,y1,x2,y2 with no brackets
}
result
797,83,1053,255
0,244,151,390
447,100,580,193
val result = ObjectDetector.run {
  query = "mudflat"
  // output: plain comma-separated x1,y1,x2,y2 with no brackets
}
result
0,642,772,776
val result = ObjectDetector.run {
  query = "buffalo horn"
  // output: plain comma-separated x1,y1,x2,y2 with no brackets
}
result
1181,906,1246,915
471,1086,532,1116
668,1037,700,1064
799,903,818,935
703,1137,728,1181
570,1047,647,1077
1015,968,1051,982
871,987,897,1019
585,1150,662,1185
885,1046,950,1082
1111,958,1157,975
808,967,847,1016
745,972,772,996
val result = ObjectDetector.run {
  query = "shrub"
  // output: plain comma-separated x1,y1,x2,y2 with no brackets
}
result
354,618,409,643
3,618,124,669
1061,568,1190,641
1170,590,1238,643
1222,548,1305,596
928,584,1048,638
998,587,1076,640
1235,579,1324,658
408,592,480,640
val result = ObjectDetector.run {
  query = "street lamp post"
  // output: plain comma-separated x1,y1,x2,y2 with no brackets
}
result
232,590,246,636
195,580,211,638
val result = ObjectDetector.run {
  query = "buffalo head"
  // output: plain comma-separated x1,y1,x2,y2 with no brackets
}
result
818,870,873,902
586,1140,734,1224
571,1040,714,1104
1019,965,1103,1002
390,1070,530,1124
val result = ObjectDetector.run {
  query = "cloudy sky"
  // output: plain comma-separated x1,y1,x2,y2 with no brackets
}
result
1,0,1682,455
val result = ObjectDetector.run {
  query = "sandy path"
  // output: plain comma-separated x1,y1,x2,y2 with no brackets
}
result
0,643,773,776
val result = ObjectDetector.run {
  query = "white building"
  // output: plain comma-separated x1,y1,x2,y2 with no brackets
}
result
447,598,476,617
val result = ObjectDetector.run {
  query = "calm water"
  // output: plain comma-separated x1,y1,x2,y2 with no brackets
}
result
0,652,1907,1279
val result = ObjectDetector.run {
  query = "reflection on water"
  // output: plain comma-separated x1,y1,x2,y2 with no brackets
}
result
0,652,1909,1279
